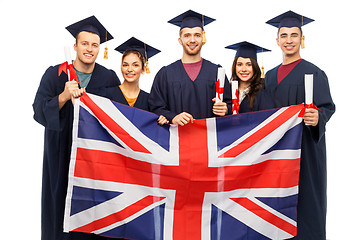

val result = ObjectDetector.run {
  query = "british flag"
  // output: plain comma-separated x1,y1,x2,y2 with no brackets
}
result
64,93,304,240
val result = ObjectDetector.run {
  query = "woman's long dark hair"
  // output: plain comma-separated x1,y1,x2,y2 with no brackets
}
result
231,57,265,110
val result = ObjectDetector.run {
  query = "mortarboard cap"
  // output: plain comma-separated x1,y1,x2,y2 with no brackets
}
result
115,37,161,73
168,10,215,29
266,10,314,29
114,37,160,59
225,41,270,61
66,15,113,44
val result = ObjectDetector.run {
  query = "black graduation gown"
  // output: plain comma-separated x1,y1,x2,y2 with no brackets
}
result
264,59,335,240
33,63,120,240
238,89,275,113
103,86,149,111
148,59,232,121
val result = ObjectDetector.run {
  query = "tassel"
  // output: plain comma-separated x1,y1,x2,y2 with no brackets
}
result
300,15,305,49
104,47,108,59
202,15,206,43
202,30,206,43
261,66,265,79
301,35,305,49
145,61,150,73
104,31,109,59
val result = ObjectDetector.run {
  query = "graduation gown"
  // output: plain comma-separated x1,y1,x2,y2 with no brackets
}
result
265,59,335,240
103,86,149,111
148,59,232,121
238,89,275,113
33,63,120,240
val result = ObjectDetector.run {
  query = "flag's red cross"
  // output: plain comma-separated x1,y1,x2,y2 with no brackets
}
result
73,93,301,239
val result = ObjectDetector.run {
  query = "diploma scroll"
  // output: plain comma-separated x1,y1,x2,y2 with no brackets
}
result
304,74,313,105
216,68,226,103
61,46,78,82
304,74,313,125
64,46,73,82
231,81,239,114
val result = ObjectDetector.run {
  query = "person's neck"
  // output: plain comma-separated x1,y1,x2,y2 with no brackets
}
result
181,53,202,64
120,80,140,98
282,53,301,65
239,81,251,92
73,58,95,73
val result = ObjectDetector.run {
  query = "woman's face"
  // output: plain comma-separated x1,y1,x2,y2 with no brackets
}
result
235,57,254,82
121,53,144,83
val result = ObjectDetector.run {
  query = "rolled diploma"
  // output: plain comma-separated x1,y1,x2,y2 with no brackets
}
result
216,67,226,103
304,74,313,125
231,81,239,114
64,46,72,81
304,74,313,105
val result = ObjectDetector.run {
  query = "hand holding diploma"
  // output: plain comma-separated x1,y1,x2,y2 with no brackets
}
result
213,67,228,116
58,47,84,109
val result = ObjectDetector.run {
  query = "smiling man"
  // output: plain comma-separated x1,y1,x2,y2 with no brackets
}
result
148,10,232,126
264,11,335,240
33,16,120,240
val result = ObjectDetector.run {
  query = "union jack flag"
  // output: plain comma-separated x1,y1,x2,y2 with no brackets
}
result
64,93,304,240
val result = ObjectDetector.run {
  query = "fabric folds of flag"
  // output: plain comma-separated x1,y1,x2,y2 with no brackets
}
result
64,93,304,240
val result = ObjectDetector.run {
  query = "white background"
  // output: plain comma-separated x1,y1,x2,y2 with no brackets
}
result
0,0,358,239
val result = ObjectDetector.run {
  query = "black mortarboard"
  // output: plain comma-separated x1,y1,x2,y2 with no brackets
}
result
114,37,160,59
168,10,215,29
266,10,314,29
115,37,160,73
225,41,270,61
66,15,113,44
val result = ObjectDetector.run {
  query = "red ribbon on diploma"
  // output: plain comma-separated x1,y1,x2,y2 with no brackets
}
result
298,103,321,117
216,79,224,100
58,61,78,82
232,89,239,114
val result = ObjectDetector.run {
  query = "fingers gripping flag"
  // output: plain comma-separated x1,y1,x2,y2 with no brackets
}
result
64,93,304,240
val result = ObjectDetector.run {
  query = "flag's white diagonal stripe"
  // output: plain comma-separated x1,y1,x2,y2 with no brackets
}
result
80,94,179,163
214,198,293,240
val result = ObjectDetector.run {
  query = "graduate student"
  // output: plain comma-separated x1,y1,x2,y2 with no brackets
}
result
225,41,274,113
103,37,168,125
264,10,335,240
33,16,120,240
105,37,158,111
148,10,232,126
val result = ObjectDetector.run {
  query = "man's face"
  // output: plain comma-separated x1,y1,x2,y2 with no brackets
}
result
74,31,100,65
178,27,204,56
276,27,302,57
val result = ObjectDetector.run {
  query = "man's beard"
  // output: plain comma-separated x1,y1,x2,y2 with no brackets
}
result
183,44,202,56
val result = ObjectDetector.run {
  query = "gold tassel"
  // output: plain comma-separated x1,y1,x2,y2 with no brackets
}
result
300,16,305,49
145,61,150,73
261,66,265,79
104,31,108,59
202,30,206,43
301,35,305,49
202,15,206,43
104,47,108,59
